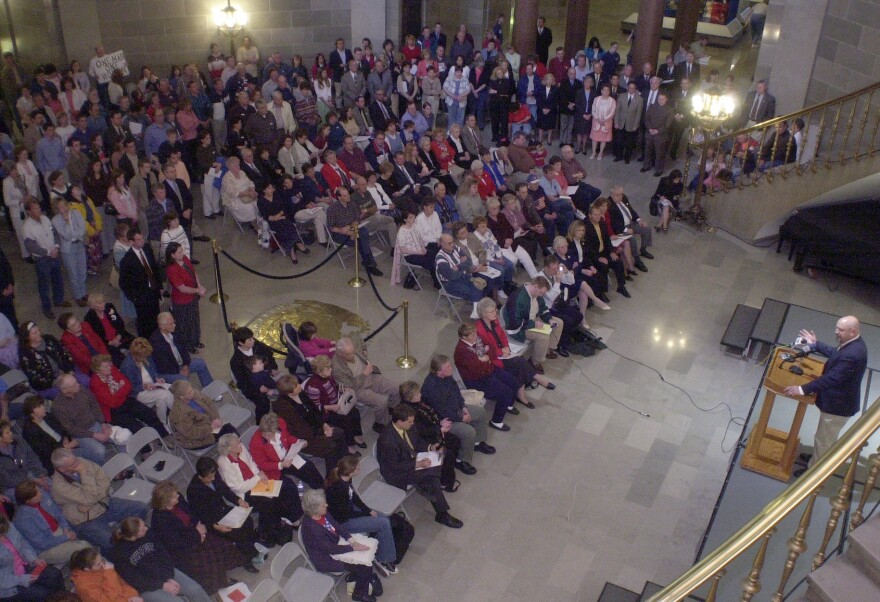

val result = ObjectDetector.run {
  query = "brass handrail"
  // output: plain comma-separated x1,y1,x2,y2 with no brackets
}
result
648,395,880,601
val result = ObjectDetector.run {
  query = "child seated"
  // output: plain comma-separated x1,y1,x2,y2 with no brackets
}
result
298,321,335,359
247,355,278,422
70,547,139,602
529,142,548,168
509,103,532,137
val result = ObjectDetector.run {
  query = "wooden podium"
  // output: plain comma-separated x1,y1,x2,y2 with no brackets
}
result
741,347,825,481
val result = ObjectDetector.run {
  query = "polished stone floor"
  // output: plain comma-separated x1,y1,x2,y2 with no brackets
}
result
5,129,879,601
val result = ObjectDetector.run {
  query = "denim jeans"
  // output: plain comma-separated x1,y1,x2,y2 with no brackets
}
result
332,226,375,266
74,437,108,465
35,256,65,311
140,568,212,602
446,102,465,127
158,356,214,387
73,497,148,554
549,199,576,234
61,244,88,300
342,514,396,563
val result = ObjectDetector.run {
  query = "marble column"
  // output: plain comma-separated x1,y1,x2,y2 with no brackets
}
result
513,0,538,61
564,0,591,60
632,0,664,72
671,0,701,57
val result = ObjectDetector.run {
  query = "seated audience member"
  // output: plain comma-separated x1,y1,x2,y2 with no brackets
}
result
414,197,443,245
51,373,114,464
186,457,261,561
474,211,538,278
70,546,141,602
21,395,104,470
377,404,463,529
250,411,324,489
89,354,171,439
399,380,465,489
498,193,541,260
298,321,336,359
149,312,214,386
327,187,384,276
393,207,441,288
432,182,461,231
83,293,134,367
503,277,567,372
332,337,401,433
108,517,212,602
453,323,517,431
19,321,89,399
246,355,277,421
300,489,383,602
584,203,630,298
150,481,254,594
50,448,148,554
538,254,590,350
168,380,235,450
58,312,108,376
559,144,601,212
12,480,90,566
274,376,348,472
324,456,400,575
230,327,279,422
560,225,611,316
455,175,486,223
119,337,174,424
217,433,303,545
607,184,654,263
257,181,306,265
0,419,49,496
435,233,493,319
0,513,66,601
653,169,684,233
303,356,365,455
452,220,511,297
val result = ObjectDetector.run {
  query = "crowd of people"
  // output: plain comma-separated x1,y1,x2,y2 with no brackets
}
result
0,12,789,602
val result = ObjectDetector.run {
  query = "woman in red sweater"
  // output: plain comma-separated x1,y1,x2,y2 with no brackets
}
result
165,242,206,354
89,354,171,438
58,313,109,375
249,412,324,488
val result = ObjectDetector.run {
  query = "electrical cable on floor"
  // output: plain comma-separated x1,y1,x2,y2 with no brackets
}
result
571,361,649,417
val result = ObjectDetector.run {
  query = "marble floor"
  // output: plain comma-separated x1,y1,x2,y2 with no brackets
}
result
5,130,879,601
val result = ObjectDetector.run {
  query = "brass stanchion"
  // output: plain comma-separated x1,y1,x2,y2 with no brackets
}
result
209,239,229,304
395,300,416,369
348,221,366,288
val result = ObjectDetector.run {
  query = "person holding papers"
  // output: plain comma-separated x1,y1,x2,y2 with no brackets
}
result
249,412,324,489
454,323,517,432
502,277,566,374
217,432,303,546
150,481,255,595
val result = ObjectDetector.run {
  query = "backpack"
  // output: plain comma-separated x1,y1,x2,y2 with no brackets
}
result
280,323,312,378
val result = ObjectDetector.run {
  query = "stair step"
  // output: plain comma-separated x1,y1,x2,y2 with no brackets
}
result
597,582,640,602
639,581,663,600
847,514,880,583
806,556,880,602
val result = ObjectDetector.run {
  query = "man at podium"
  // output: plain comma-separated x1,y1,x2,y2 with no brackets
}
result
783,316,868,476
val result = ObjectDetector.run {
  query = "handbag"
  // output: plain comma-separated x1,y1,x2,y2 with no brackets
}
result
334,388,357,416
103,202,119,216
649,195,659,217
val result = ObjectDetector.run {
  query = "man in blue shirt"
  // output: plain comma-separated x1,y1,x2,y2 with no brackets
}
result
143,111,169,161
35,123,67,188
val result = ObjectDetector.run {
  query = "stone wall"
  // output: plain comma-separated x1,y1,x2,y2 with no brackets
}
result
5,0,66,69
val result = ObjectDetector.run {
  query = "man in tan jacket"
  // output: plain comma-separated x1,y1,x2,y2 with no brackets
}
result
331,337,400,433
50,448,147,554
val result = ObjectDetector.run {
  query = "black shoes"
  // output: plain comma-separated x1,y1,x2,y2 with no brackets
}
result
597,292,610,303
617,287,632,298
554,347,570,357
798,452,812,463
242,562,259,573
455,460,477,475
654,171,663,177
366,265,383,277
488,422,510,432
506,406,520,416
474,442,496,454
634,259,648,272
352,593,377,602
435,512,463,528
640,167,651,173
372,422,386,434
641,250,654,260
194,235,211,242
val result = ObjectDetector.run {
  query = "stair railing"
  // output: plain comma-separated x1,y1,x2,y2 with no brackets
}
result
682,81,880,221
648,394,880,602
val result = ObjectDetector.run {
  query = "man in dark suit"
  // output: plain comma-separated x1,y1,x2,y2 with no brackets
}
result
328,38,354,83
636,62,654,96
674,52,700,85
608,185,653,265
641,92,673,177
656,55,676,92
668,78,693,161
784,317,868,475
584,204,630,298
103,110,132,154
460,114,485,158
376,404,462,528
162,163,194,233
742,80,776,127
558,68,580,146
118,228,162,337
148,311,213,386
369,89,396,131
535,17,553,65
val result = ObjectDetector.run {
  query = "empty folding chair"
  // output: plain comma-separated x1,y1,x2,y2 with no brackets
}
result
102,453,155,505
218,402,253,431
204,379,247,409
125,427,185,483
270,542,338,602
249,579,283,602
352,455,410,519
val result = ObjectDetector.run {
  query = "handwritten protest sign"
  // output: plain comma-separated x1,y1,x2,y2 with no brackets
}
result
90,50,129,84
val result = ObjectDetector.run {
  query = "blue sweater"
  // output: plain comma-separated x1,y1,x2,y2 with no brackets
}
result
13,493,73,554
0,524,38,597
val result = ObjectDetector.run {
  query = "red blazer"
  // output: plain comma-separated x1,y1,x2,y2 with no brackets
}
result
248,417,301,480
320,162,352,198
90,367,133,421
61,324,109,375
431,140,455,171
453,339,495,382
475,170,496,200
474,319,507,369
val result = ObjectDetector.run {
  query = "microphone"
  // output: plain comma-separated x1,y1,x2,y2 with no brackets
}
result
781,337,811,363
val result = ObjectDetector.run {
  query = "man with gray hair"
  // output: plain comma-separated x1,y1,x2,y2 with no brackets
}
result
50,448,148,553
608,184,653,266
331,337,400,433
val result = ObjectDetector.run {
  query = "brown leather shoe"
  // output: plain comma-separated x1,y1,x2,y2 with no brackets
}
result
546,350,558,360
531,361,545,374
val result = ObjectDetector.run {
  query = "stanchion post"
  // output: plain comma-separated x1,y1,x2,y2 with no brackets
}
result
395,300,417,369
348,221,366,288
209,239,229,304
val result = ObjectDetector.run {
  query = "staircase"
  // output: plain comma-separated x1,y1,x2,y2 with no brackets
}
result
597,581,702,601
796,513,880,602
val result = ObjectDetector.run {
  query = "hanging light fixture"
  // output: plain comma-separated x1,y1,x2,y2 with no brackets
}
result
214,1,248,55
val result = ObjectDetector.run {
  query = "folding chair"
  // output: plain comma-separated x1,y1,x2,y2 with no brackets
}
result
224,207,248,234
166,421,216,475
240,424,259,450
203,379,247,409
218,402,253,431
296,529,346,602
353,455,410,519
125,427,185,482
249,579,283,602
323,222,349,269
400,257,430,291
0,369,28,388
433,279,466,322
270,542,338,602
102,453,155,505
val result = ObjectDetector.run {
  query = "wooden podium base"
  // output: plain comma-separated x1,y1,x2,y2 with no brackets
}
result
742,427,801,482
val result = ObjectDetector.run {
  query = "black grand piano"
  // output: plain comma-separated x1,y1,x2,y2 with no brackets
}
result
778,199,880,284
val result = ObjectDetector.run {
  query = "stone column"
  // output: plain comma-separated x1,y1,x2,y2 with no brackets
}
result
671,0,702,58
564,0,591,60
512,0,538,61
632,0,664,72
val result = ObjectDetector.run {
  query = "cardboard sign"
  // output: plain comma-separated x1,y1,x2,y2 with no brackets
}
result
91,50,129,84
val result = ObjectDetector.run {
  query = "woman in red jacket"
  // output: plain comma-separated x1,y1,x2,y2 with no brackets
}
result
249,412,325,489
59,313,109,375
473,298,555,410
89,354,171,438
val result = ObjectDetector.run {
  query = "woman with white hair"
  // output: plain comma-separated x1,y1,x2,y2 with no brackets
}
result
220,156,258,225
217,432,303,546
